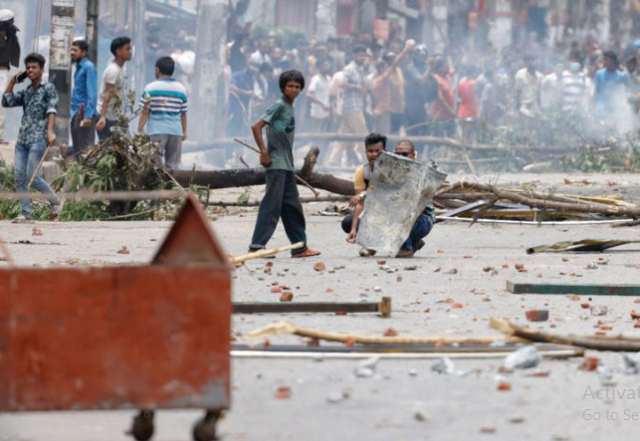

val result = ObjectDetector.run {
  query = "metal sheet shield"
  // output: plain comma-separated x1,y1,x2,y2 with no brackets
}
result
356,152,447,256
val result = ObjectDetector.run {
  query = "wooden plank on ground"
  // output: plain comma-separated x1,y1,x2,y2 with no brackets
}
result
233,297,391,317
507,280,640,296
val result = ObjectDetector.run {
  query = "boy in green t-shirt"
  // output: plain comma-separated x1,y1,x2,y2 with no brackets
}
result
249,70,321,258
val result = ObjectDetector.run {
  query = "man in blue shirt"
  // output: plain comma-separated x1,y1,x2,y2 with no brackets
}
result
64,39,97,159
227,60,259,138
3,53,60,223
594,51,629,117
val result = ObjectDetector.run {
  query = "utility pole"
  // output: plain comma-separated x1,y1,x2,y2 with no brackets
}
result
132,0,146,94
192,0,227,142
86,0,99,64
49,0,76,145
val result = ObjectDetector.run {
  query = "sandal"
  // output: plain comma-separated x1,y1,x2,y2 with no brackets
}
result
292,248,321,258
396,249,415,259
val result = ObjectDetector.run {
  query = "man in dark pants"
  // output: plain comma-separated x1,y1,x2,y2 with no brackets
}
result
249,70,321,258
96,37,132,140
63,39,97,159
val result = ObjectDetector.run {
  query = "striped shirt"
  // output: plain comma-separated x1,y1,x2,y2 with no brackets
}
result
341,61,366,115
139,78,188,137
561,71,589,113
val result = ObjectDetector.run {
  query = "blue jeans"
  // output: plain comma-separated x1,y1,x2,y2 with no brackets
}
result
250,170,307,255
341,212,434,252
14,140,59,217
400,214,434,252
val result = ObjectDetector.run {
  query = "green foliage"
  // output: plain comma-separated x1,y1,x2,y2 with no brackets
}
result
52,94,188,221
236,187,252,206
0,158,51,220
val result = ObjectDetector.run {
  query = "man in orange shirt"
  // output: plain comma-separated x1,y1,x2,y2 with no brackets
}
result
432,57,456,138
372,40,414,134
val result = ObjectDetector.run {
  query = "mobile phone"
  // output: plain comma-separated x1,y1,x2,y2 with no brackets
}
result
16,71,27,83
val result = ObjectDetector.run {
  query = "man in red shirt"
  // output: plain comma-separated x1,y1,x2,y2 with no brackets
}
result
457,64,479,143
432,57,456,138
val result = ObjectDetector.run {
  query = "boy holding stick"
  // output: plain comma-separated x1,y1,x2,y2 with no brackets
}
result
248,70,321,258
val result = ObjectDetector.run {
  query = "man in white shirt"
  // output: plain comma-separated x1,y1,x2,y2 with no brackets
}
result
306,57,332,133
514,54,543,118
540,61,564,110
96,36,132,140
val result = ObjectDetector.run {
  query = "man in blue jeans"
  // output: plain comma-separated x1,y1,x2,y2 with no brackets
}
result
393,140,435,257
3,53,60,223
341,139,435,258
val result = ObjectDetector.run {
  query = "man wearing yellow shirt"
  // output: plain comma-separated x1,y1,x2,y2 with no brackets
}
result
342,133,387,243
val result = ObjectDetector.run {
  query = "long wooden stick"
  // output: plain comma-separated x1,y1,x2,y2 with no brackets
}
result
229,242,304,264
243,321,517,345
490,318,640,352
190,133,579,155
27,145,51,188
233,137,321,197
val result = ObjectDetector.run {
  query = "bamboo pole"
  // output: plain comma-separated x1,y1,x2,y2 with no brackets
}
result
490,318,640,352
185,133,578,155
229,242,304,264
243,321,517,345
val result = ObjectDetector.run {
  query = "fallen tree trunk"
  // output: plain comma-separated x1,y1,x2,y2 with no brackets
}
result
172,146,356,195
171,167,355,195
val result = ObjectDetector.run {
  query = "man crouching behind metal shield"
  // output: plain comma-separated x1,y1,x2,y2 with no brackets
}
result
356,150,447,257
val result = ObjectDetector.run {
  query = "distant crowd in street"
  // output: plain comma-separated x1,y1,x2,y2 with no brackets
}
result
7,3,640,221
222,19,640,166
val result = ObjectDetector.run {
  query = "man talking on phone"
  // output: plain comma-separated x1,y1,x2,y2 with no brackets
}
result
2,53,61,223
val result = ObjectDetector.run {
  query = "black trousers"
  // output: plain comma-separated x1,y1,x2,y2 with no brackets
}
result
69,112,97,158
97,118,119,141
250,170,307,255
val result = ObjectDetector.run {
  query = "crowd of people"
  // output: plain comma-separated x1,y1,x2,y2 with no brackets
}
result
6,2,640,224
1,8,189,224
223,24,640,166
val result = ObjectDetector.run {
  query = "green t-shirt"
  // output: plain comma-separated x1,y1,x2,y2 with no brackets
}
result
261,98,295,171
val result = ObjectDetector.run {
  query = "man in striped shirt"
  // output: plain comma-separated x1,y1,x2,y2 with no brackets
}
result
138,56,188,169
561,57,590,115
